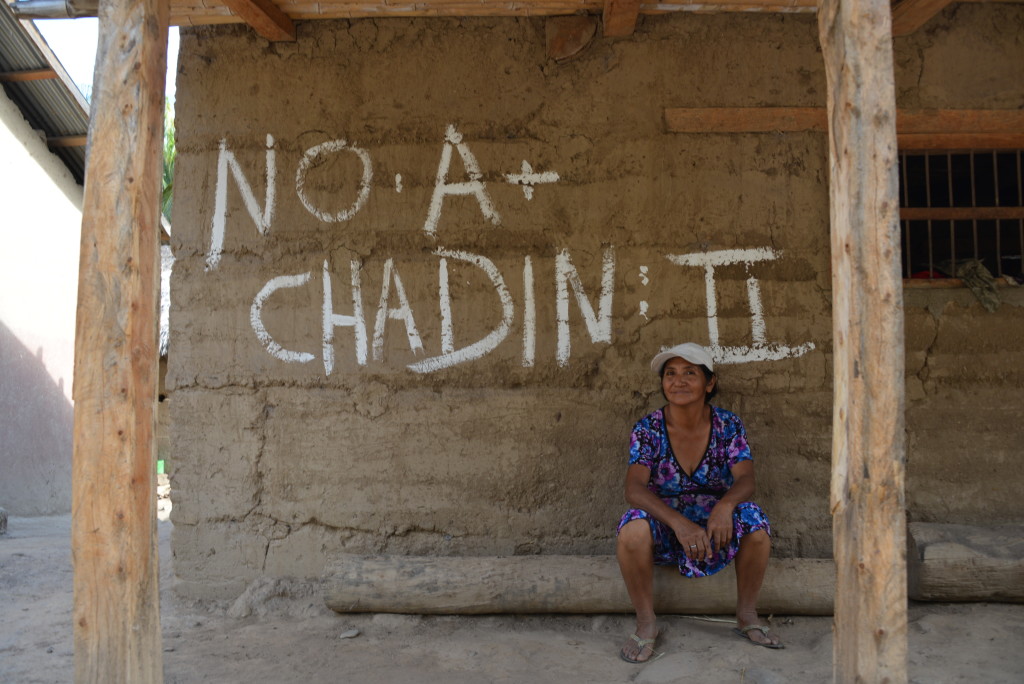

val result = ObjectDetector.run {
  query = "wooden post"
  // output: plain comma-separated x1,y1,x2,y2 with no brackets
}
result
816,0,908,682
71,0,168,681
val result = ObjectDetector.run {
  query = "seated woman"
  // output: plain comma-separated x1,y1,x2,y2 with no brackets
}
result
616,342,783,663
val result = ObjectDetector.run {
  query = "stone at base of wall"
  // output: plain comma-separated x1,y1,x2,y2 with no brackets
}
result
0,507,7,535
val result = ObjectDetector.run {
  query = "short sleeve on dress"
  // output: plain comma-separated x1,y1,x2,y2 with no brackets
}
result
628,412,663,470
719,409,753,469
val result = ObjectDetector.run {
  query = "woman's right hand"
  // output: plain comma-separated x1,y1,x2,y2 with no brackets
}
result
674,520,712,562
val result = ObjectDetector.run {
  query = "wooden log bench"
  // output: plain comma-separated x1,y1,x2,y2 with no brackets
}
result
907,522,1024,603
323,555,835,615
322,523,1024,614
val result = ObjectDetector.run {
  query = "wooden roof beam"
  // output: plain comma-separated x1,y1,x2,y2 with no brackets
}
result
0,68,58,82
664,107,828,133
602,0,641,37
891,0,954,36
47,134,89,148
223,0,295,41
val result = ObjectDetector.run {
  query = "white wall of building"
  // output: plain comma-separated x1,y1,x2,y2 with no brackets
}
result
0,85,82,514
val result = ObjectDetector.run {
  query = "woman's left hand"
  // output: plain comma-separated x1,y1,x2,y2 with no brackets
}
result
706,500,736,554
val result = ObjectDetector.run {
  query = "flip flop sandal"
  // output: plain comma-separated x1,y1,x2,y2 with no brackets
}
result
732,624,785,649
619,633,664,663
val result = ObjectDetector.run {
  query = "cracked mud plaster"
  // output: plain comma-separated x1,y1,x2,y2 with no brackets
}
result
166,8,1024,598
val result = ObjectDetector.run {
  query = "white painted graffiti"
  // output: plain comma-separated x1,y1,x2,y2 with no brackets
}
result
249,249,615,375
666,248,815,364
208,134,276,271
555,248,615,367
248,246,813,374
295,139,373,223
212,125,814,373
250,270,313,363
206,123,559,268
423,125,504,236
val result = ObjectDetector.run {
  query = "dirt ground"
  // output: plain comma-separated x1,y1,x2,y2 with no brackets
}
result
2,515,1022,684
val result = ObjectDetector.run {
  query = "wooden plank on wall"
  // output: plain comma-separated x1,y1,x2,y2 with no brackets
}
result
898,110,1024,150
223,0,296,41
663,107,1024,150
897,133,1024,150
71,0,168,681
897,109,1024,134
664,107,828,133
816,0,909,681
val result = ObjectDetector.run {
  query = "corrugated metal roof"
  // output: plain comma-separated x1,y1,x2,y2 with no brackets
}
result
0,2,89,184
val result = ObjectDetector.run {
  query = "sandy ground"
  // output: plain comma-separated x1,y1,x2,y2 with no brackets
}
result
2,515,1023,684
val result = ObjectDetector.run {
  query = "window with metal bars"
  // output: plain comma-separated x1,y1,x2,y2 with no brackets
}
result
899,150,1024,283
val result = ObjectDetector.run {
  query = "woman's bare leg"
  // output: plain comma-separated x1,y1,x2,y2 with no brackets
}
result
616,519,660,661
733,528,781,646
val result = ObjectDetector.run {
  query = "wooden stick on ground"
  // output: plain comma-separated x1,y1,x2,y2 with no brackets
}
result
71,0,168,681
817,0,908,682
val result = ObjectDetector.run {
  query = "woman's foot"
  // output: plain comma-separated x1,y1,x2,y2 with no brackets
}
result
735,612,783,648
619,620,660,663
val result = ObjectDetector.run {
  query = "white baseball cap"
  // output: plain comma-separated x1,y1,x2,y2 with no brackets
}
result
650,342,715,374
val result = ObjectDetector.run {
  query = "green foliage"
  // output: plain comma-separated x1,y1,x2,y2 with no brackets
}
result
161,99,175,223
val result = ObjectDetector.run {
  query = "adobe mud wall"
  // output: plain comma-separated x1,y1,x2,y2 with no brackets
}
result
168,6,1024,598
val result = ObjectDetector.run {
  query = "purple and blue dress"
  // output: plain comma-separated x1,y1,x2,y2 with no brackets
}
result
617,406,771,578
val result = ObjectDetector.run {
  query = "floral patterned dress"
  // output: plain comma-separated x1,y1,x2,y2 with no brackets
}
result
616,406,772,578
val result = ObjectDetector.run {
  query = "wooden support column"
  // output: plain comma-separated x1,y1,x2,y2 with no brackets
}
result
816,0,908,682
72,0,168,681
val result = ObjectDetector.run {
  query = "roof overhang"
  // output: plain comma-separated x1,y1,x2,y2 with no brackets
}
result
0,1,89,183
11,0,1009,45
